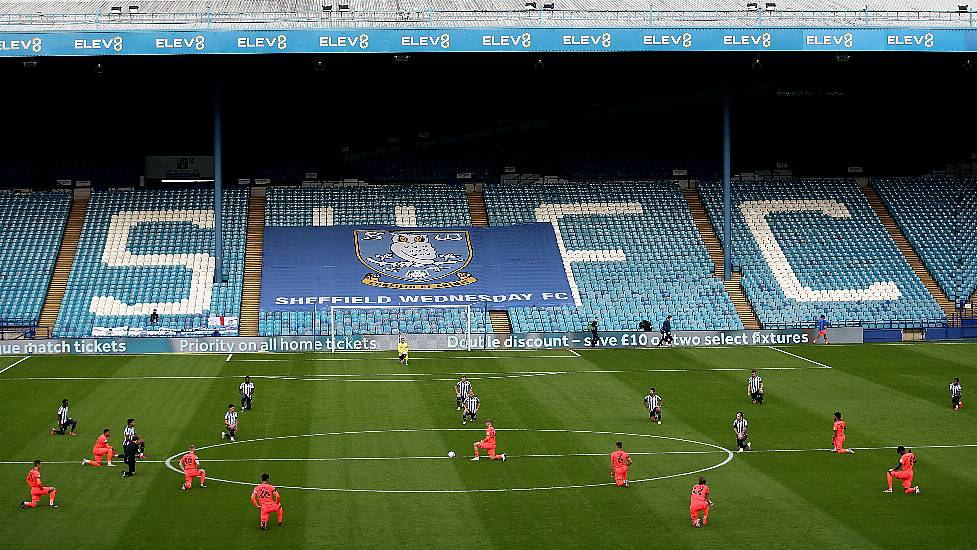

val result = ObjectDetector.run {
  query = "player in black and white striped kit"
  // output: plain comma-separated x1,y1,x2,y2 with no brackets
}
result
51,399,77,436
644,388,663,424
949,378,963,410
732,411,751,452
221,404,238,442
455,376,472,410
462,391,480,425
240,376,255,411
748,370,764,404
121,418,146,478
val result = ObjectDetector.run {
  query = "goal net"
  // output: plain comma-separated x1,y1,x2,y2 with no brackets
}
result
328,305,484,352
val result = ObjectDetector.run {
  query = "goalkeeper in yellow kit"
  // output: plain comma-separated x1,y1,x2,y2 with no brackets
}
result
398,337,409,366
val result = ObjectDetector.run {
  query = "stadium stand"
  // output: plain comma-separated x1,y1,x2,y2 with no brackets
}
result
0,1,971,30
53,188,247,337
697,179,946,328
0,190,71,327
483,180,743,332
260,184,492,336
874,178,977,305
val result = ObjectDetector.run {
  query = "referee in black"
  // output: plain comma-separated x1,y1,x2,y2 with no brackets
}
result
121,418,144,478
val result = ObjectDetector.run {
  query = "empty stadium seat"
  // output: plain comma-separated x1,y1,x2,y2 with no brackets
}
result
54,188,247,337
260,184,491,336
874,178,977,304
698,179,945,328
0,191,71,326
484,180,743,332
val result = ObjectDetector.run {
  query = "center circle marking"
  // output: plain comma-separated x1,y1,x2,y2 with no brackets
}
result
164,428,734,493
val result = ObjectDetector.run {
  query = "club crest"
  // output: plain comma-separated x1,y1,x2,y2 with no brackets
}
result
354,229,477,289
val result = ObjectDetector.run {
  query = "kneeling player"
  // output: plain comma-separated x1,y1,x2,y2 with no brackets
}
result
732,412,751,452
690,476,712,527
251,473,284,530
884,446,919,494
221,404,238,442
462,390,479,425
180,445,207,490
82,429,115,467
950,378,963,410
832,412,854,454
472,419,506,461
20,460,57,509
610,441,632,487
398,337,409,366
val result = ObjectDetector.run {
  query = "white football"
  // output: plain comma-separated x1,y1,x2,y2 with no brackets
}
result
448,451,456,458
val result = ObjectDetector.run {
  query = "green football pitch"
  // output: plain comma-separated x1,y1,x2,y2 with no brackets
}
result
0,343,974,549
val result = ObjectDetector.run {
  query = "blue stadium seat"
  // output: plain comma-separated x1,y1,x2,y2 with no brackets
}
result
0,191,71,326
484,180,743,332
698,179,945,328
874,178,977,304
261,184,490,336
54,188,247,337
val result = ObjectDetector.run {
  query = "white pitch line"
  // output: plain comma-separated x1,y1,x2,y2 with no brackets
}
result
0,365,830,383
767,346,832,369
233,354,580,363
0,372,567,383
568,348,581,357
8,442,977,467
225,353,233,362
0,356,29,376
747,443,977,453
172,450,727,463
0,460,166,465
163,428,735,494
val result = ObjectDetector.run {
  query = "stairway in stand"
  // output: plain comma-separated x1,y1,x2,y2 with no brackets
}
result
682,187,761,329
37,192,89,337
489,310,512,334
467,190,490,227
238,191,266,337
862,186,956,318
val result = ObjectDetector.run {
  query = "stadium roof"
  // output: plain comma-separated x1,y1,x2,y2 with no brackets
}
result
0,0,974,30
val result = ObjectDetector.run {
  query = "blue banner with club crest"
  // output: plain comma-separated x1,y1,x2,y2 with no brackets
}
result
260,223,574,309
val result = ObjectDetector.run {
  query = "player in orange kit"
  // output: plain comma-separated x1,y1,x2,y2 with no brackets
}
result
690,476,713,527
179,444,207,490
884,446,919,494
610,441,632,487
82,428,115,467
471,419,506,461
19,460,57,509
832,412,854,454
251,473,284,530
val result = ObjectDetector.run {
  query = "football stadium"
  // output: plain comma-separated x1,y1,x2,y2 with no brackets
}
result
1,0,976,548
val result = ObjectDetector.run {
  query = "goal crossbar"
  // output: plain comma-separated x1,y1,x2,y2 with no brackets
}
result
328,304,474,352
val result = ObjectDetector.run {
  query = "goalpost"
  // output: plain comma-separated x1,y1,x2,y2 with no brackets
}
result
328,304,478,352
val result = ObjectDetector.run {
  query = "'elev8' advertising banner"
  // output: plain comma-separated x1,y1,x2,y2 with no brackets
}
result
259,224,575,310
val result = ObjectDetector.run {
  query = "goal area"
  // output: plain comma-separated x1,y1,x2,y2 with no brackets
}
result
328,305,484,352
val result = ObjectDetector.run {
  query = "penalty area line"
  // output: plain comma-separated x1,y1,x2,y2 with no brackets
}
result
767,346,832,369
0,356,29,376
